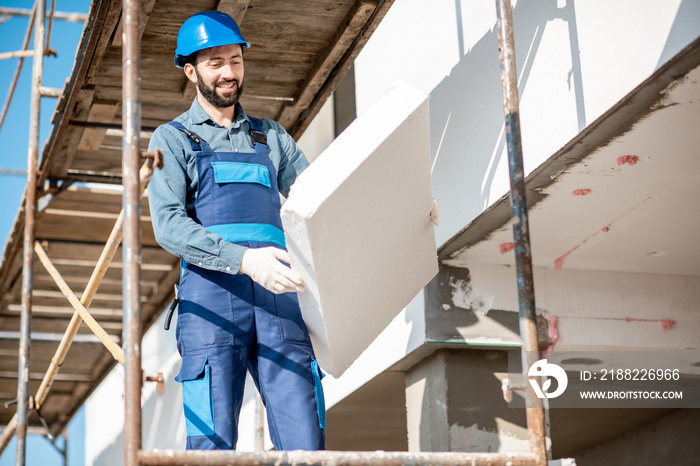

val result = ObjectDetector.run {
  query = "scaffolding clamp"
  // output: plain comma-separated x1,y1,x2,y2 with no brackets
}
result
501,378,526,403
143,372,165,396
31,396,55,441
141,147,164,169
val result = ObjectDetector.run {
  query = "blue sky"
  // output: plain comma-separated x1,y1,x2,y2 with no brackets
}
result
0,1,90,464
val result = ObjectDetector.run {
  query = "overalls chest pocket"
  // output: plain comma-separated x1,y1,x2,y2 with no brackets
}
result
206,159,278,227
211,161,271,188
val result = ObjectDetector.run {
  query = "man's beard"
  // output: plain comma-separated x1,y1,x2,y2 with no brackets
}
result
194,68,243,108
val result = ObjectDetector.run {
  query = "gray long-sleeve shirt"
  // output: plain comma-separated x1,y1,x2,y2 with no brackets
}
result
147,99,309,274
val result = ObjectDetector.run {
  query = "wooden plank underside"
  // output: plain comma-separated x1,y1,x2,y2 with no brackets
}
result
0,315,124,335
0,340,106,377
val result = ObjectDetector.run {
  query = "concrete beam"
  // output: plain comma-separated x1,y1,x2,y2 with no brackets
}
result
405,349,532,453
424,264,551,348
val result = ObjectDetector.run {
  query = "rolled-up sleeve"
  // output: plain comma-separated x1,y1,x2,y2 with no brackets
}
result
147,125,247,274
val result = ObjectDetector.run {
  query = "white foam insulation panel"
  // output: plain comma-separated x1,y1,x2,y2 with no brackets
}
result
281,82,438,377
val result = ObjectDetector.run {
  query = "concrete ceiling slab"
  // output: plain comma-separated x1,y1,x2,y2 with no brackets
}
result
441,38,700,278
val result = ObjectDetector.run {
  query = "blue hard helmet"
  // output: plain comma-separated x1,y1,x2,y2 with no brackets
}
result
174,11,250,68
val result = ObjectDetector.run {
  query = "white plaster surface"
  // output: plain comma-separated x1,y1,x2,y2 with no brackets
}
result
85,311,186,466
354,0,699,249
297,96,335,163
445,64,700,277
282,82,438,376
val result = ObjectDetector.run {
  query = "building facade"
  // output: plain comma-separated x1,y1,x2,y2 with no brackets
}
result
85,1,700,464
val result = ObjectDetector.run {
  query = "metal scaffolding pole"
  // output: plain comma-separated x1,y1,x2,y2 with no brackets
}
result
122,0,143,463
138,450,540,465
495,0,547,464
0,3,36,134
0,6,88,22
16,0,45,464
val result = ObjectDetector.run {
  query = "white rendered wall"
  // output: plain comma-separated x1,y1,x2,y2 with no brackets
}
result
297,97,335,163
85,311,186,465
354,0,700,247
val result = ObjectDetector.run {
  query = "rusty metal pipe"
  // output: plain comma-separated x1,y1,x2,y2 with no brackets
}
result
16,1,46,463
122,0,143,463
0,7,88,22
0,3,36,132
138,450,540,466
0,50,36,61
45,0,56,55
495,0,547,464
39,86,63,98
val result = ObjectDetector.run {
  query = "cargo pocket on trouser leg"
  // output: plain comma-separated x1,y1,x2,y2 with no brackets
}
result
311,357,326,430
176,355,215,437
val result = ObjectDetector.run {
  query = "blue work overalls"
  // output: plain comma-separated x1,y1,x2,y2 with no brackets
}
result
167,118,325,451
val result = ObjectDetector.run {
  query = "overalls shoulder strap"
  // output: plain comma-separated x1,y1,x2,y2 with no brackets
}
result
248,116,268,159
166,120,213,152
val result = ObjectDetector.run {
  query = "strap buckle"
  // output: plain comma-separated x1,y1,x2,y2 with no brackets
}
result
250,130,267,146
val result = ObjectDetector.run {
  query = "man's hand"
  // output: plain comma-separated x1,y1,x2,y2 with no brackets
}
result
239,247,305,294
430,196,440,226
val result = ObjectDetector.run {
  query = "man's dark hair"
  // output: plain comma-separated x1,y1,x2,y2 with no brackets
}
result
184,53,198,67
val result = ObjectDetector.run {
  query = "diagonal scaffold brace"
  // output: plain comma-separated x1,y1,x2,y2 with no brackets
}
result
0,151,162,455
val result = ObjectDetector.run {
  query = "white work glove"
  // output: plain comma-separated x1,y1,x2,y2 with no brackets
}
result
430,196,440,226
239,247,305,294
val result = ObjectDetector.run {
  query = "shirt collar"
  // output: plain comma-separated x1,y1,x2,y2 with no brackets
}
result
187,98,249,129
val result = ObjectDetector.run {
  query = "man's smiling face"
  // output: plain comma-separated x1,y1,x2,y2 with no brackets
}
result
186,43,244,108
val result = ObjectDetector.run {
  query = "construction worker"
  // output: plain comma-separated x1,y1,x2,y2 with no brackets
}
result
147,11,325,451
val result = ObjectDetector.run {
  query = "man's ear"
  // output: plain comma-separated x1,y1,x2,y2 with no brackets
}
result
184,63,198,84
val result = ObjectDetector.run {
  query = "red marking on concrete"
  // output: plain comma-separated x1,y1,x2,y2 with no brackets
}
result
621,317,675,329
554,258,563,271
572,188,591,196
553,197,652,271
500,242,514,254
617,155,639,166
554,246,579,271
660,319,675,330
549,316,559,345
